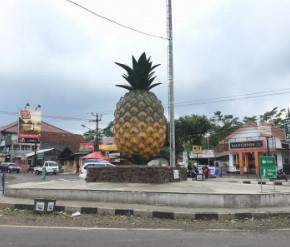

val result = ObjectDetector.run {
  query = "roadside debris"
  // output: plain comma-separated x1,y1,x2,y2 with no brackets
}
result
72,211,81,217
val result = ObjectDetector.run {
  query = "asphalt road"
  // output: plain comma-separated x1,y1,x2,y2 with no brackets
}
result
2,172,79,185
0,225,290,247
2,172,290,246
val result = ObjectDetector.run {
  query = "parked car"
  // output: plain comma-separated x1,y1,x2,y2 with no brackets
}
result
79,160,115,180
34,161,60,175
0,162,20,173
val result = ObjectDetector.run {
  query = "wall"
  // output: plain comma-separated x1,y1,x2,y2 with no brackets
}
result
86,166,187,183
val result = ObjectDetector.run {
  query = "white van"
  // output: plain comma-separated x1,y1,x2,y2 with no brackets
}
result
34,161,59,175
79,160,115,179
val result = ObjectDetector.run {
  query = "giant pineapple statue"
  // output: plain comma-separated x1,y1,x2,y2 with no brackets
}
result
114,53,167,163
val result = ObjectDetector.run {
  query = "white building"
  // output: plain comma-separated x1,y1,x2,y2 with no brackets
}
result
215,121,290,175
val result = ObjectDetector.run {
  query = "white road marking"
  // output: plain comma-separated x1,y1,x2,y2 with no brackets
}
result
0,225,183,231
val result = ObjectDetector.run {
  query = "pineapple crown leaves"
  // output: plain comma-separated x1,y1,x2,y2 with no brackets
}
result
115,52,161,91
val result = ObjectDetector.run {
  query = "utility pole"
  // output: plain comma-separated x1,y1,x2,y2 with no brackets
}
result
167,0,175,167
90,113,102,151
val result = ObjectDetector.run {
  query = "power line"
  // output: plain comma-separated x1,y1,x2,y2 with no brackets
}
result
64,0,167,40
96,87,290,117
175,88,290,107
1,87,290,122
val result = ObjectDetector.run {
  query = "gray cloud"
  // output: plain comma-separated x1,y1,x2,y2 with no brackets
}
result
1,0,290,134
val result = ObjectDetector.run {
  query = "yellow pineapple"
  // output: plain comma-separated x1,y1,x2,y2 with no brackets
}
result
114,53,167,162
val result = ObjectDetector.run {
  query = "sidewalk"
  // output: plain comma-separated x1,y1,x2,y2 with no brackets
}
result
1,176,290,220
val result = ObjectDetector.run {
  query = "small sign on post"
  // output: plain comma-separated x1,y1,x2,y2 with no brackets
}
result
192,145,202,154
259,156,277,192
259,156,277,179
173,170,179,179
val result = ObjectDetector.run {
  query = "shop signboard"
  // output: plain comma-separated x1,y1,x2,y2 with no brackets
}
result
79,143,94,152
99,143,118,151
192,145,202,154
37,152,44,160
259,156,277,179
18,109,41,143
284,118,290,142
230,141,263,149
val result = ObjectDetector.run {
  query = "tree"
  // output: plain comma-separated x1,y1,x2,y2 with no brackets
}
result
175,115,211,156
243,115,258,123
83,130,97,142
209,111,242,147
259,107,286,129
101,121,114,137
83,121,114,143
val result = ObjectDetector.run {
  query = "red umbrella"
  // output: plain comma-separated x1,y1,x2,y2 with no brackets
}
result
82,151,110,161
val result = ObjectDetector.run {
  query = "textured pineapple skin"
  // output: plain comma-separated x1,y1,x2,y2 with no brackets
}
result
114,90,167,160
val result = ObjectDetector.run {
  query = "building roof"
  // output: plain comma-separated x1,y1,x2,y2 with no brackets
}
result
0,121,70,134
25,148,54,157
0,121,85,153
219,121,286,144
219,121,257,143
41,132,84,153
40,144,67,153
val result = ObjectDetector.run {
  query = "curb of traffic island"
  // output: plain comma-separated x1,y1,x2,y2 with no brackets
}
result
242,180,286,185
1,202,289,221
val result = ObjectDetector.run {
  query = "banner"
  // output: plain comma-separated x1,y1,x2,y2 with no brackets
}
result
284,118,290,142
99,143,118,151
79,143,94,152
18,109,41,143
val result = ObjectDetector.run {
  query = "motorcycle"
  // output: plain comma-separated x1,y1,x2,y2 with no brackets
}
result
276,169,288,181
270,169,288,181
187,168,199,178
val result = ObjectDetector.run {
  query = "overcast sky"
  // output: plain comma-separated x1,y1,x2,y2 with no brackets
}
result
1,0,290,134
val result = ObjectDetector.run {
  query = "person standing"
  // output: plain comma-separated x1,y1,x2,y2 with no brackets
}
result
187,163,193,177
202,165,210,179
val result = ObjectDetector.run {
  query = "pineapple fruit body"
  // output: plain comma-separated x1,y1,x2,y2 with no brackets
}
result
114,90,167,160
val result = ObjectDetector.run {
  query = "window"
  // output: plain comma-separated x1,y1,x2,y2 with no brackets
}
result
282,143,289,149
21,145,30,151
13,144,20,151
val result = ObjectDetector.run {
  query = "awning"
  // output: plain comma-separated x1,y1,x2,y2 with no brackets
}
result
81,151,110,161
25,148,54,157
190,149,215,159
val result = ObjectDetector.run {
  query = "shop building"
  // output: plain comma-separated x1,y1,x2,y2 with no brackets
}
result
0,121,84,172
215,121,290,175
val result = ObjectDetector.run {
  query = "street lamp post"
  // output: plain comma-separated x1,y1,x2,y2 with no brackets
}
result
261,133,272,156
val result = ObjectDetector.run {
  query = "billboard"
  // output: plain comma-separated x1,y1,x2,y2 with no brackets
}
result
18,109,41,143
